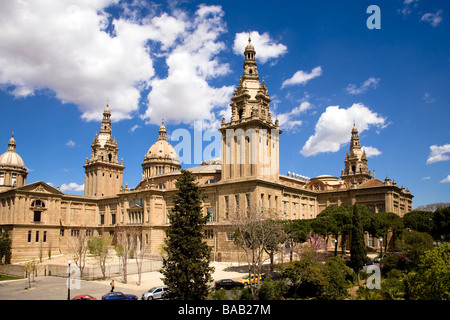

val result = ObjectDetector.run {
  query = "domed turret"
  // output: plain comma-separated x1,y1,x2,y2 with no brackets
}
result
0,132,28,191
142,120,181,180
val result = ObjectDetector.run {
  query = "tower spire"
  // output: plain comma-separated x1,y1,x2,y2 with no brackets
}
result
158,119,167,141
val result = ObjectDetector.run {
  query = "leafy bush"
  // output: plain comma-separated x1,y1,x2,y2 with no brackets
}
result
258,278,288,300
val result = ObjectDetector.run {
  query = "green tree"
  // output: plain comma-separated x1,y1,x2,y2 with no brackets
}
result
432,206,450,241
284,219,311,262
87,236,111,279
323,256,353,300
396,230,433,270
350,204,367,280
403,210,434,234
258,278,289,300
376,212,404,252
280,254,326,299
316,206,352,256
161,170,214,300
0,230,11,264
405,243,450,300
262,219,288,272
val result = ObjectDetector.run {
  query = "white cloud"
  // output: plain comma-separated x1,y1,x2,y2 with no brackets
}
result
399,0,419,16
423,92,436,104
440,175,450,184
426,144,450,164
421,10,443,27
65,140,76,148
281,66,322,88
129,124,141,133
0,0,187,122
362,146,382,157
233,31,287,64
142,5,234,127
274,101,312,131
346,77,380,95
60,182,84,193
301,103,386,157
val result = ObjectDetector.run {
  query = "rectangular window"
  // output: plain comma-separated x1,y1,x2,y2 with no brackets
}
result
43,231,47,242
246,194,250,207
111,213,116,225
235,195,239,209
204,230,214,239
28,230,31,242
33,211,41,222
100,214,105,225
35,231,39,242
207,208,215,222
226,232,234,241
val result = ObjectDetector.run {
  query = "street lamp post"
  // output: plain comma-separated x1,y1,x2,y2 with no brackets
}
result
67,260,72,300
379,238,383,257
334,239,338,256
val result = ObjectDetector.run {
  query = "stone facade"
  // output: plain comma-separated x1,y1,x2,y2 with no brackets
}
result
0,37,413,263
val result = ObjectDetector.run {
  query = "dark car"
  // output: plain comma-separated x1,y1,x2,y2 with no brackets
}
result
215,279,244,290
261,272,282,281
102,292,138,300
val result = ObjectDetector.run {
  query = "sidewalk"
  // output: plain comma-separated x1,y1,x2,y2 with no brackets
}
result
0,261,249,300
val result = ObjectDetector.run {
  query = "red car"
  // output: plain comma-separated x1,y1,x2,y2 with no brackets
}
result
72,295,97,300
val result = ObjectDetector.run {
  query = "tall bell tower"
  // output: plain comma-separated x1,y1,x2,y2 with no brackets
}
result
84,104,125,197
341,122,372,185
219,36,281,181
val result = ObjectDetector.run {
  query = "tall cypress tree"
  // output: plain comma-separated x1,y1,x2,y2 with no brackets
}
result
161,170,214,300
350,204,367,280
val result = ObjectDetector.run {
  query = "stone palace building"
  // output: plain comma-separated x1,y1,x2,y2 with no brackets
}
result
0,38,413,263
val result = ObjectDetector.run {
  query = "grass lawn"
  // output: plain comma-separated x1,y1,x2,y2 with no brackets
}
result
0,274,22,281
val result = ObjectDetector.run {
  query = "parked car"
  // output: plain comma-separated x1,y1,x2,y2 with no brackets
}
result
261,272,282,281
394,252,406,259
237,274,262,286
142,286,170,300
373,254,387,263
101,292,138,300
72,295,96,300
215,279,244,290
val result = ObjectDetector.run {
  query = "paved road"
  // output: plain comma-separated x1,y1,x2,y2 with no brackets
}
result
0,276,147,300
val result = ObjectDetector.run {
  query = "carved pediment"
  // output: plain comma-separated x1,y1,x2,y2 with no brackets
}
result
17,181,63,195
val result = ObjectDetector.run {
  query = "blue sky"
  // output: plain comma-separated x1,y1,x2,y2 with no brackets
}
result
0,0,449,208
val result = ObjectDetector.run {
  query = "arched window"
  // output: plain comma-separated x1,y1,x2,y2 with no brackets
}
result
31,200,46,222
238,108,244,120
129,199,144,207
31,200,45,208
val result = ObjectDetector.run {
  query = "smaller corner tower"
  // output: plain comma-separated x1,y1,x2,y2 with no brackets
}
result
340,122,372,185
84,104,125,197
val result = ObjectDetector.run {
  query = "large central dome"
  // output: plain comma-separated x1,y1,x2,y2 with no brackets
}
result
142,120,181,180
